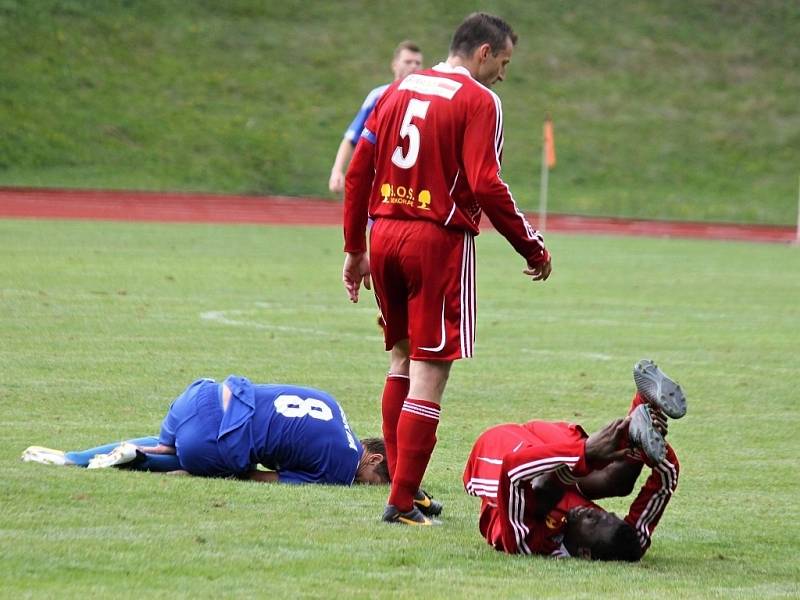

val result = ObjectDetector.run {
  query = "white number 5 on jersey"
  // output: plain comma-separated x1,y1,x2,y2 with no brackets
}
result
392,98,430,169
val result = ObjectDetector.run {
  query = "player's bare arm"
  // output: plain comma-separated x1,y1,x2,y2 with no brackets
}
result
575,460,642,500
134,443,176,455
329,139,354,194
247,469,280,483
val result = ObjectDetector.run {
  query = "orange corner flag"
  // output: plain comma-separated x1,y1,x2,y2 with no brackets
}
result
543,117,556,169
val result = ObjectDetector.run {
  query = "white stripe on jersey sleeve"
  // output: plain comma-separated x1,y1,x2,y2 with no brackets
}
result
634,459,678,547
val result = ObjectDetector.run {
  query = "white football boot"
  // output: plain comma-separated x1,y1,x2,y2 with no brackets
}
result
87,442,139,469
21,446,68,466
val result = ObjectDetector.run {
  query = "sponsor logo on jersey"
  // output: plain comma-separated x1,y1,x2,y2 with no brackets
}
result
399,74,462,100
417,190,431,210
545,515,563,530
380,183,431,210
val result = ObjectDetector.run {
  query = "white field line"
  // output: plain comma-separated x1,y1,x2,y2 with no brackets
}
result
520,349,615,361
2,290,790,327
200,309,379,342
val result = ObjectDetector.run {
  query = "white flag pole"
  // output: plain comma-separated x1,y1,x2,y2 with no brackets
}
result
795,173,800,245
538,130,549,234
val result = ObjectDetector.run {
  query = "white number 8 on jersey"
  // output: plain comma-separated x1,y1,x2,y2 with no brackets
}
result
274,395,334,421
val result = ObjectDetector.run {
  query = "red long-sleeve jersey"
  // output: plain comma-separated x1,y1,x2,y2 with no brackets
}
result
463,421,680,557
463,421,595,557
343,62,548,268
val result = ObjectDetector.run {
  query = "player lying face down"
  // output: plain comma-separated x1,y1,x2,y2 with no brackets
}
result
463,359,686,561
22,375,389,485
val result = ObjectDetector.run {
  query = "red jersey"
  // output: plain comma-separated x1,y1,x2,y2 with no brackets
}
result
463,420,680,557
344,62,547,268
463,421,595,556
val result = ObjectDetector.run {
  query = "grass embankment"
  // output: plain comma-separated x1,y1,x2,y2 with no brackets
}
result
1,1,799,224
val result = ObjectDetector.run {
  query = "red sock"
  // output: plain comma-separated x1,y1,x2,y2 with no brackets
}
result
628,392,646,415
380,374,409,479
388,398,440,512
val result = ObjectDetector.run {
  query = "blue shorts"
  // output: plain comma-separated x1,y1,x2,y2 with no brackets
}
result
159,379,235,477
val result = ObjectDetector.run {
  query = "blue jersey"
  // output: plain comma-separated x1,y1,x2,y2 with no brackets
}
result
159,376,363,484
344,83,390,145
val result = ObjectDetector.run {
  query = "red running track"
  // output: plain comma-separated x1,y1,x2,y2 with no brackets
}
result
0,186,795,244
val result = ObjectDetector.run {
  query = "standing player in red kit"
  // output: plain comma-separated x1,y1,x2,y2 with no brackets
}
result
463,359,687,560
342,13,552,525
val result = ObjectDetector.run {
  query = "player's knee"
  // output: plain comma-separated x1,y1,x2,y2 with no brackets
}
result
389,340,411,374
389,355,410,375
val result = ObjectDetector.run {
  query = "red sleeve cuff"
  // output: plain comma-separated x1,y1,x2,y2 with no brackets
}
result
343,243,366,254
570,439,592,478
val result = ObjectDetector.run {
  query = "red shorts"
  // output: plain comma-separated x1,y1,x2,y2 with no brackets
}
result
369,218,475,361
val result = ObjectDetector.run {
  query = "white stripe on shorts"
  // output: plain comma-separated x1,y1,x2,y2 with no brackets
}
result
418,300,447,352
459,232,476,358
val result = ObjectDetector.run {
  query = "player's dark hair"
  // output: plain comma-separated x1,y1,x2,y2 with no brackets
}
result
593,521,644,562
394,40,421,59
360,437,390,483
450,12,517,58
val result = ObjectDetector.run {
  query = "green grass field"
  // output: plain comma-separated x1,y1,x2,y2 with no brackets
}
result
2,0,799,225
1,219,798,598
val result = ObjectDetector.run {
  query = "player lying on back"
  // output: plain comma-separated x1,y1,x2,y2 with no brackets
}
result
463,359,686,560
22,373,440,510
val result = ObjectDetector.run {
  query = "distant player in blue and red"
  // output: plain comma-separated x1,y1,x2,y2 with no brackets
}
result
342,13,552,525
22,375,389,486
328,41,423,194
463,360,687,560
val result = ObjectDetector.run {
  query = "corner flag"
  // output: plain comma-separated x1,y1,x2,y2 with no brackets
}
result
544,117,556,169
538,115,556,233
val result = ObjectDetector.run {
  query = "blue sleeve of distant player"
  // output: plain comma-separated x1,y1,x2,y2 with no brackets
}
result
344,106,373,145
344,84,388,144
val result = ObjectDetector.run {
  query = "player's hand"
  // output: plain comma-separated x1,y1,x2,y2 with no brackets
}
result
342,252,371,303
529,472,565,518
651,407,668,437
585,417,631,464
329,171,345,194
523,252,552,282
